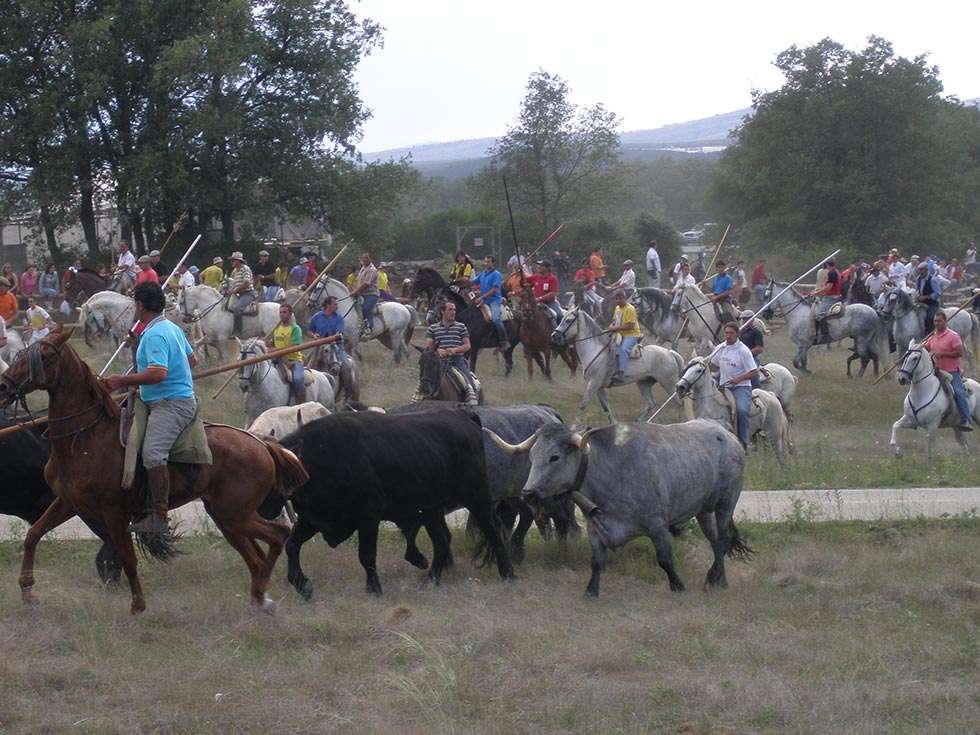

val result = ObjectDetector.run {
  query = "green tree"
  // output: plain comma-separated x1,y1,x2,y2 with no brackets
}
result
472,70,621,239
711,36,980,255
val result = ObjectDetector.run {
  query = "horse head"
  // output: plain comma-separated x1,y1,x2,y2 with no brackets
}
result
413,345,443,398
897,339,931,386
675,354,709,399
551,307,580,346
0,329,73,406
237,337,267,391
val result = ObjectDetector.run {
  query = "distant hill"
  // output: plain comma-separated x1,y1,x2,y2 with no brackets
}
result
363,108,751,179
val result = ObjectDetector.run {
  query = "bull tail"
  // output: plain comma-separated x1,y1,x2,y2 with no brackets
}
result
79,302,94,348
726,522,753,561
264,440,309,497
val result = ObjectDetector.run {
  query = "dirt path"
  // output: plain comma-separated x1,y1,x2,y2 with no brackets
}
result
2,487,978,541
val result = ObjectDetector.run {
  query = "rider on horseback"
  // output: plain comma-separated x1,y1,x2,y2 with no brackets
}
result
424,301,478,405
670,261,696,314
103,282,198,536
528,260,562,327
810,259,841,344
111,241,138,288
610,290,641,385
926,311,973,432
472,255,507,346
350,253,379,336
272,303,306,405
225,252,256,337
709,261,737,324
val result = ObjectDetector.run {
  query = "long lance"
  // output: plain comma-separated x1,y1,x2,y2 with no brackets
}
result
670,224,731,348
210,243,349,399
737,247,842,333
872,291,979,385
98,233,204,377
502,177,525,287
155,212,190,258
523,224,565,263
0,336,341,440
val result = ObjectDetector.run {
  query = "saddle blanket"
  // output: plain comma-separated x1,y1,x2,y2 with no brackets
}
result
223,295,259,316
122,397,213,491
275,362,318,386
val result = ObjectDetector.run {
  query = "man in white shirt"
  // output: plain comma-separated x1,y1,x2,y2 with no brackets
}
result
888,258,908,285
865,265,887,299
670,261,697,313
645,240,661,287
609,260,636,295
670,256,688,286
113,241,137,283
709,322,758,449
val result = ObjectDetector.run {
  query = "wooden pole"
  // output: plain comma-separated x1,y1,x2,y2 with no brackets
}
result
155,212,189,258
670,224,731,348
502,177,525,287
645,392,679,423
523,224,565,262
0,391,128,440
193,335,341,380
872,292,978,385
209,243,349,399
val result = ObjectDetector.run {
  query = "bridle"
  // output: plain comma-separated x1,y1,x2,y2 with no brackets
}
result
676,357,708,397
0,339,108,440
899,345,943,424
238,340,273,387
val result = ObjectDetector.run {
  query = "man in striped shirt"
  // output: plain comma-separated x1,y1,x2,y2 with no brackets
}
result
425,301,477,404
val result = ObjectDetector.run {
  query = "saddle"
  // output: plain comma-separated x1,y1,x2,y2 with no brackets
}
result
501,302,514,322
121,397,213,491
757,366,773,384
811,301,845,321
615,334,645,360
223,295,259,316
718,386,764,430
274,361,317,387
446,365,480,399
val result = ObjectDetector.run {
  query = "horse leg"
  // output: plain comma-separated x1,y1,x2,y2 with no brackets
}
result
357,519,383,595
212,517,270,609
926,424,938,458
242,515,290,602
18,497,78,608
636,379,658,421
101,511,147,613
889,414,916,457
543,349,553,381
285,517,319,600
596,387,616,424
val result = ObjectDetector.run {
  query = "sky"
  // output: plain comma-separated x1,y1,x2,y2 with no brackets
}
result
352,0,978,153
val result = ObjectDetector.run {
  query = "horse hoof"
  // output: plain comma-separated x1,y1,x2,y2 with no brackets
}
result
299,579,314,601
130,598,146,615
22,590,39,609
253,596,277,614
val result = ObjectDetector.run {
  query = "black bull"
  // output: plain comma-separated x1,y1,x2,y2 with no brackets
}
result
0,418,120,583
259,410,515,598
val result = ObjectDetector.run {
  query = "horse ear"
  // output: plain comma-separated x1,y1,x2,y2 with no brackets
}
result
54,327,73,343
234,337,243,349
689,347,696,360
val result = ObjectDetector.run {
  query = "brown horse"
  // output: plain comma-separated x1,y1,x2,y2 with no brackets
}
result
0,330,308,614
515,286,578,380
413,346,484,404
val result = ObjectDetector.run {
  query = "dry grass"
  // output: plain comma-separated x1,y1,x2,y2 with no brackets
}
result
0,518,977,734
57,319,980,491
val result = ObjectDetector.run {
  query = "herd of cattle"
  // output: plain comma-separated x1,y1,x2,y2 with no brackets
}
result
1,396,750,598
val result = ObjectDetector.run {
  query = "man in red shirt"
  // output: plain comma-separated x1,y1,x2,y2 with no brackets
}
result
528,260,562,324
135,255,160,286
749,259,767,305
926,311,974,431
809,260,842,344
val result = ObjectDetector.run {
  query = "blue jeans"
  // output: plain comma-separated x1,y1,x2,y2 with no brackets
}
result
730,385,752,447
950,371,972,424
618,336,639,373
361,294,378,330
488,300,503,328
264,285,281,301
289,360,305,397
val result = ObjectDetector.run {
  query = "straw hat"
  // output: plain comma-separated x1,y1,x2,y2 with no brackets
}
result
230,251,245,261
212,256,223,265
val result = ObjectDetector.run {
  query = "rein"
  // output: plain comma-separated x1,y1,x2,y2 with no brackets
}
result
900,349,944,425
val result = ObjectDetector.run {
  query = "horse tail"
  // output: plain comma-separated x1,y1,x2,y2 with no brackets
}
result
726,521,753,561
78,302,94,348
264,439,309,497
405,305,416,346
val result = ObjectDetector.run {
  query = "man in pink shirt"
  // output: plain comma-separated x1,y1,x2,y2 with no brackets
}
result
925,311,973,431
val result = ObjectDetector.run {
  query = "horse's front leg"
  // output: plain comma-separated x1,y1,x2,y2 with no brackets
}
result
574,377,600,427
596,387,616,424
889,414,916,457
19,497,78,608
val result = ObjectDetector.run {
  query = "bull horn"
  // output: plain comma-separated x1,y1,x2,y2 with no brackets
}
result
570,427,599,453
483,427,537,455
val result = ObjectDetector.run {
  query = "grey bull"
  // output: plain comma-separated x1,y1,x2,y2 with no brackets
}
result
485,420,751,597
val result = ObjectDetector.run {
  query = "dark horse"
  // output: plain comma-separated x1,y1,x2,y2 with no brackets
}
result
413,346,484,404
0,329,309,613
0,416,121,584
64,268,110,307
410,267,519,375
516,285,578,380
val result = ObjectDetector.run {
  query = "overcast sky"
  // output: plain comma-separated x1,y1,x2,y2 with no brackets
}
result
353,0,978,153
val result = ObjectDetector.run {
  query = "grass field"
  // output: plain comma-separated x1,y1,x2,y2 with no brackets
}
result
0,517,977,734
51,315,980,491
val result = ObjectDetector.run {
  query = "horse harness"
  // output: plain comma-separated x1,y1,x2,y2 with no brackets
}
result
899,348,947,426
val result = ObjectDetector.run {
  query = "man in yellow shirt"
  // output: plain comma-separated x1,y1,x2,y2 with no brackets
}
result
200,257,225,289
377,262,392,300
610,289,641,383
271,303,305,403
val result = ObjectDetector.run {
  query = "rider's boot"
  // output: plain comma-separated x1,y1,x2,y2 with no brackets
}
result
232,312,243,338
130,465,170,535
464,383,479,406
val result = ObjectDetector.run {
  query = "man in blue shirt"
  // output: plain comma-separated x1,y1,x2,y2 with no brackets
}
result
915,261,942,334
103,282,197,535
710,260,737,324
472,255,507,345
309,295,352,381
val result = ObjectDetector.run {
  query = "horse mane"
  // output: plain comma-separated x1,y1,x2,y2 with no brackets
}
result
60,340,122,419
637,287,672,311
892,288,913,309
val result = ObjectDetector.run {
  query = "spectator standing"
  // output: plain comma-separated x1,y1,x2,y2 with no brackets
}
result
645,240,661,287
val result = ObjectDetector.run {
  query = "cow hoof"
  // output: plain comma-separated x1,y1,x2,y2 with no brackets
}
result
366,580,383,596
669,582,686,593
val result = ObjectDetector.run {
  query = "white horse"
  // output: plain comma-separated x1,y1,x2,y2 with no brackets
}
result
180,285,281,361
675,354,790,464
0,326,25,365
889,340,980,457
551,306,685,426
78,291,135,346
308,277,416,363
880,289,979,373
762,279,886,376
236,338,336,427
246,401,331,439
673,283,728,354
